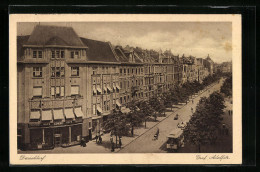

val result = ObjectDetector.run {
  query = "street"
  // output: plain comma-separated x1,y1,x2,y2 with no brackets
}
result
18,78,228,154
119,78,226,153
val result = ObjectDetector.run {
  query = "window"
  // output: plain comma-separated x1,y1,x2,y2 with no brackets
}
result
71,67,79,76
38,51,42,58
71,51,74,58
33,87,42,98
51,86,65,98
71,51,80,59
33,51,37,58
51,51,55,59
56,51,60,58
104,101,106,111
120,68,122,74
33,67,42,77
33,50,42,58
56,67,60,77
71,85,79,96
61,67,65,77
93,105,96,115
61,51,65,58
51,67,64,78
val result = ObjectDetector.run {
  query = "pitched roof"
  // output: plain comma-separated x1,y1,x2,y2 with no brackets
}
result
25,25,85,47
114,46,129,62
17,35,30,59
80,37,118,62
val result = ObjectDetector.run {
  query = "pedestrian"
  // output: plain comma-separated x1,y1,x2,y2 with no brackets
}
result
119,137,122,148
111,142,115,152
191,107,193,113
110,135,113,143
192,100,194,104
80,138,86,147
99,135,102,144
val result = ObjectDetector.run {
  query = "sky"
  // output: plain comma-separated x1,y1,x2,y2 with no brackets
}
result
17,22,232,63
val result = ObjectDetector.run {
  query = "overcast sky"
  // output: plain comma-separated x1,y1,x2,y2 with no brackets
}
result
18,22,232,63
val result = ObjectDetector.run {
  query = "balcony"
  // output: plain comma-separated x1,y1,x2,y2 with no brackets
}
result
29,96,84,110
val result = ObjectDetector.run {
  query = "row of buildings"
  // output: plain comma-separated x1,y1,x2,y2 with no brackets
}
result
17,25,214,150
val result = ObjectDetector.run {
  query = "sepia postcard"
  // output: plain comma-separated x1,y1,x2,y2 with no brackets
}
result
9,14,242,165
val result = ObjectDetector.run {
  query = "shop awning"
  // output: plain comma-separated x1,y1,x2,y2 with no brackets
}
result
42,110,52,121
116,100,121,107
103,86,107,92
93,88,97,94
53,109,64,120
113,85,116,90
116,84,121,90
75,107,84,118
97,105,103,113
30,111,40,120
121,107,131,113
97,87,102,93
64,108,75,119
103,111,110,116
107,85,112,92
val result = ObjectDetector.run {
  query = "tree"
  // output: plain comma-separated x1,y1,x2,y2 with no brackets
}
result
137,100,153,128
149,96,165,121
220,76,232,97
103,109,130,146
183,92,225,152
126,101,143,137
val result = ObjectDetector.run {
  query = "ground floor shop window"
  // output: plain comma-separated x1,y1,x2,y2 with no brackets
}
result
30,128,43,148
71,125,82,142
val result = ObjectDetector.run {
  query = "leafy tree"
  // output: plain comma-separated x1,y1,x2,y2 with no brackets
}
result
149,96,165,121
220,76,232,97
103,109,130,146
126,101,143,137
136,100,153,128
183,92,225,152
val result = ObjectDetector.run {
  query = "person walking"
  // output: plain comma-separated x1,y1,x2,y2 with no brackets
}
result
192,99,194,104
191,107,193,113
119,137,122,148
111,142,115,152
99,135,102,144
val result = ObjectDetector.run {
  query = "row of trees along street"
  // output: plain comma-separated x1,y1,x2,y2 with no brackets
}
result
220,73,232,97
183,91,226,153
103,72,223,147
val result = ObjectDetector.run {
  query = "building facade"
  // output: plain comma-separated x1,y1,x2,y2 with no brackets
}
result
17,25,213,150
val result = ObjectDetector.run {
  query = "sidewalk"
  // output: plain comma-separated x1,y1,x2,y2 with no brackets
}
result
18,79,222,154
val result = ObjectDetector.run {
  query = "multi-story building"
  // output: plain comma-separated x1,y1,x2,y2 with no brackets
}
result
17,25,213,150
204,54,214,75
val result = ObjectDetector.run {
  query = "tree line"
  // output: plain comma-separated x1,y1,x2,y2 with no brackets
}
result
103,73,222,146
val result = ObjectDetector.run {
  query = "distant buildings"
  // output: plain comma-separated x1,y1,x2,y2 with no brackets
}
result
17,25,217,150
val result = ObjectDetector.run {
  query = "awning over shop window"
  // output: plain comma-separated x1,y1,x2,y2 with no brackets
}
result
75,107,84,118
103,111,110,116
103,86,107,92
42,110,52,121
97,106,103,113
97,87,102,93
116,100,121,107
93,88,97,94
30,111,40,120
116,84,121,90
64,108,75,119
107,85,112,92
53,109,64,120
121,107,131,113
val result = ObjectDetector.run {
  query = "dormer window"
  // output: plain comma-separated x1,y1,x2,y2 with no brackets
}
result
71,51,80,59
32,50,42,58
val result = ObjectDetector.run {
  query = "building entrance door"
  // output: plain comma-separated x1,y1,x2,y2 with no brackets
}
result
54,128,62,147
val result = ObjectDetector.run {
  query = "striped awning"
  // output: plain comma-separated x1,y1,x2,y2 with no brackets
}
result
97,105,103,113
42,110,52,121
75,107,84,118
93,88,97,94
64,108,75,119
116,84,121,90
53,109,64,120
30,111,40,120
116,100,121,107
107,85,112,91
97,87,102,93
